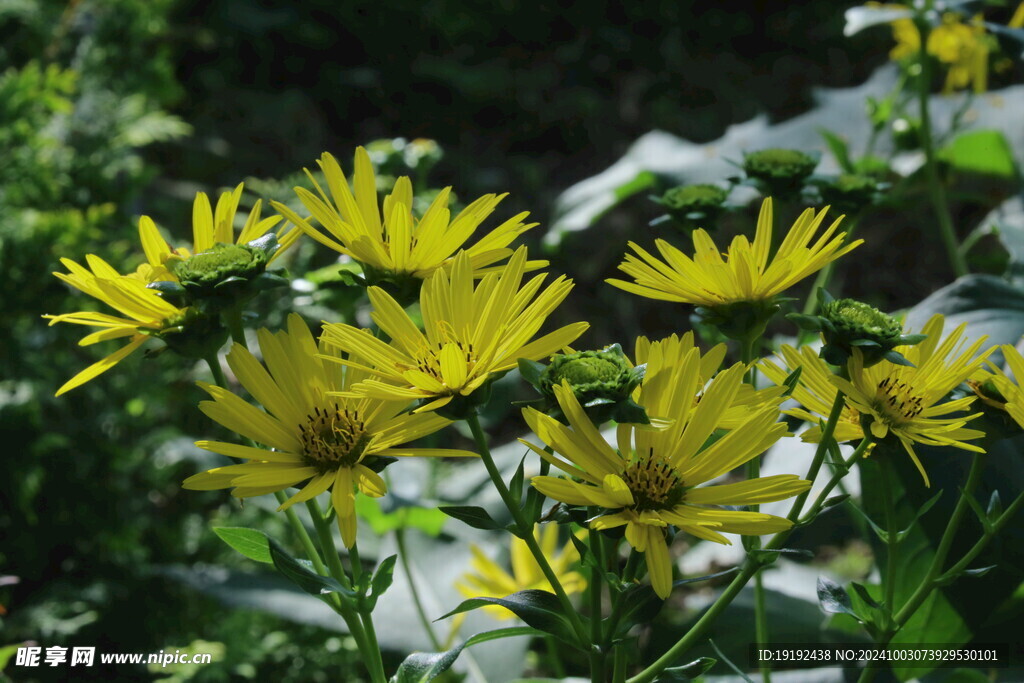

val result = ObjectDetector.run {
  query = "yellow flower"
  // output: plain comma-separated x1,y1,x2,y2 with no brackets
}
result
526,339,809,598
888,10,991,93
760,345,866,445
1012,3,1024,29
634,333,784,428
182,313,475,547
319,247,588,413
606,198,860,308
136,183,301,283
982,345,1024,429
44,255,193,396
273,147,543,280
831,315,992,487
455,525,587,620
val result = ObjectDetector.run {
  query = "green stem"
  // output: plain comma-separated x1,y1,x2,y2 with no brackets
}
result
395,523,443,650
204,355,227,389
627,558,762,683
739,335,769,683
914,15,968,278
796,434,873,527
545,635,567,678
464,411,590,648
588,515,607,682
787,391,846,523
880,457,899,615
224,305,249,349
306,500,386,683
613,646,628,683
891,452,986,626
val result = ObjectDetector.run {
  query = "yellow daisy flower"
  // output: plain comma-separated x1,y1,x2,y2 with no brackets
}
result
831,315,992,487
526,340,809,598
182,313,475,547
634,333,784,428
455,524,587,620
981,345,1024,429
136,182,301,284
759,345,866,445
44,255,194,396
320,247,589,413
606,197,861,308
273,147,543,280
887,10,991,93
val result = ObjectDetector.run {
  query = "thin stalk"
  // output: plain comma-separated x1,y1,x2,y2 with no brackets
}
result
464,411,590,647
740,334,769,683
880,458,899,615
545,636,567,678
796,434,873,526
204,354,227,388
914,15,968,278
787,391,846,523
395,523,443,650
588,515,607,682
613,647,628,683
307,499,386,683
224,305,249,349
891,452,986,626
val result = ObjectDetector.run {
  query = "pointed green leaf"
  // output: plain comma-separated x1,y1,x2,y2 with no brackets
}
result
436,589,582,647
212,527,273,564
439,505,502,531
817,576,857,617
393,627,543,683
654,657,717,682
268,538,352,597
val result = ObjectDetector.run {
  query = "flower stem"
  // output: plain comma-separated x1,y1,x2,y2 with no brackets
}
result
588,515,607,682
739,334,769,683
224,305,249,349
787,391,846,523
465,410,590,648
891,452,986,626
914,16,968,279
204,355,228,390
306,499,387,683
395,523,443,650
880,457,899,617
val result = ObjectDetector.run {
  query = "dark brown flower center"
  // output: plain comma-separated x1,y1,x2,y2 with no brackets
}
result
298,405,370,472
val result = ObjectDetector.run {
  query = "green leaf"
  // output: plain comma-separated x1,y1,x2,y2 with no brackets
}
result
895,490,943,542
517,358,547,388
393,627,542,683
847,501,889,543
268,538,352,598
355,497,448,537
438,505,502,531
509,456,526,503
938,130,1019,179
212,526,273,564
437,589,582,647
781,366,803,398
819,128,855,173
654,657,717,682
907,274,1024,354
816,576,857,618
610,584,665,638
961,565,997,579
371,555,398,599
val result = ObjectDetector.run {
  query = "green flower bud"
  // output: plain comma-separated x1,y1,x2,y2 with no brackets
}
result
165,235,287,312
817,173,885,215
742,148,819,198
652,184,729,231
788,290,925,368
149,308,228,360
518,345,648,426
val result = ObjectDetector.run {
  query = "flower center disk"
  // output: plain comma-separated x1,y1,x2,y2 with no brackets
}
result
299,405,370,472
621,453,686,511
